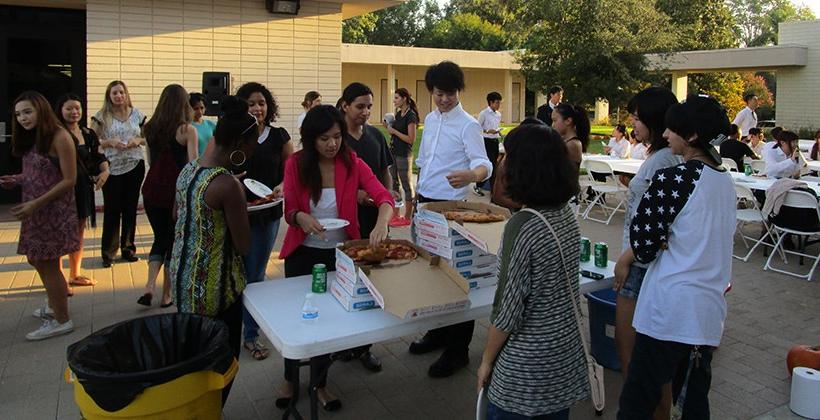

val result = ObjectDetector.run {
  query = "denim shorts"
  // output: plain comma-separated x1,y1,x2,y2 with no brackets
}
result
618,265,648,300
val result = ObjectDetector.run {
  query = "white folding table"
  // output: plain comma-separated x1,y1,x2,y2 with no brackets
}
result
244,260,615,419
582,155,643,175
807,160,820,173
731,172,820,195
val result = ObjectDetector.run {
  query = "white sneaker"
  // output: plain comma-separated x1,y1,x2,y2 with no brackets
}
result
32,306,55,318
26,319,74,341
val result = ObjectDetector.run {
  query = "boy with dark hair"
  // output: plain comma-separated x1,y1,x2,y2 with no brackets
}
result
732,93,758,139
536,85,563,126
411,61,492,378
476,92,503,196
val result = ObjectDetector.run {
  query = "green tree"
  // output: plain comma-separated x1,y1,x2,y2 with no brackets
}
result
342,13,377,44
340,0,442,46
729,0,816,47
417,13,509,51
515,0,676,107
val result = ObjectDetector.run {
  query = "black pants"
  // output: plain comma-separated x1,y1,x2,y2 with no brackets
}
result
101,161,145,261
144,204,174,262
617,333,714,420
283,245,336,388
483,137,499,191
414,194,474,361
213,300,243,406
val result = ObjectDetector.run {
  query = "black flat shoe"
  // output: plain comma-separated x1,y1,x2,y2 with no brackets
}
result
428,353,469,378
102,258,112,268
320,398,342,412
408,334,444,355
275,396,292,409
160,301,174,308
137,293,152,306
359,351,382,372
121,254,139,263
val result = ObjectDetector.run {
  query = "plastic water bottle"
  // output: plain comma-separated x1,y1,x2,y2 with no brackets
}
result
301,293,319,324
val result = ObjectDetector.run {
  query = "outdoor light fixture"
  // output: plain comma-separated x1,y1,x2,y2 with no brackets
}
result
266,0,300,15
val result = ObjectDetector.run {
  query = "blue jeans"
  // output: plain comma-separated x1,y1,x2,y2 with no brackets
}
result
242,218,280,343
486,401,569,420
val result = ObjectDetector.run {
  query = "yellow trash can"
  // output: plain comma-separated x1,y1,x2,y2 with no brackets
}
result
69,358,238,420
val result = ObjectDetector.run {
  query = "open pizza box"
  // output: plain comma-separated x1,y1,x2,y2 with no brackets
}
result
417,201,511,255
336,239,471,320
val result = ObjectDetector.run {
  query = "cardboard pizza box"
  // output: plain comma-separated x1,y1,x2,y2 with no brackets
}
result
418,201,511,255
338,239,471,320
330,279,378,312
468,275,498,290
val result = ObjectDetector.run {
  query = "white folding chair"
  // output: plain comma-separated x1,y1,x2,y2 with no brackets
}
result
722,158,739,172
733,184,779,262
750,160,766,175
763,190,820,280
800,175,820,183
581,160,627,225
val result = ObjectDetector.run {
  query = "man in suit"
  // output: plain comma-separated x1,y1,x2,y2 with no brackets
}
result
536,85,563,126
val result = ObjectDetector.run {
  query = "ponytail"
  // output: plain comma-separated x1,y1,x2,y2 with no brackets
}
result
555,103,590,152
395,87,419,119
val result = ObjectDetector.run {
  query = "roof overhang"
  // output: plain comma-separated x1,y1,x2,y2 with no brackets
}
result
646,44,808,73
341,43,521,70
0,0,404,19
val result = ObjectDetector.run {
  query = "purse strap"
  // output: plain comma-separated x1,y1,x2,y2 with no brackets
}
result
520,208,594,359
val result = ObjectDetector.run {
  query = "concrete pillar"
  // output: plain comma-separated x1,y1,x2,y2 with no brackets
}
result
594,98,610,125
503,70,513,124
671,72,688,102
386,64,396,118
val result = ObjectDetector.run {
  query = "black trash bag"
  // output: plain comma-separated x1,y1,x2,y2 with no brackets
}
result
67,313,233,412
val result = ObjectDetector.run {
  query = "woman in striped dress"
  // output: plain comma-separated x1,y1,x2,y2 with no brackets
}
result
168,96,257,404
477,124,587,419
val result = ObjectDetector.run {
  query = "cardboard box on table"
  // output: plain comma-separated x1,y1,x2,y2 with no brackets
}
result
330,279,378,312
415,201,509,290
335,239,471,320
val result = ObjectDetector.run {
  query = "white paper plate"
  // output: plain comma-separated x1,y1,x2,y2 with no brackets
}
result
243,178,273,198
248,199,283,212
318,218,350,230
476,387,489,419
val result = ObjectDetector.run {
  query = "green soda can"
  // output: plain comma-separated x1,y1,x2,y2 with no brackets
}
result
744,163,752,176
311,264,327,293
594,242,608,268
580,237,591,262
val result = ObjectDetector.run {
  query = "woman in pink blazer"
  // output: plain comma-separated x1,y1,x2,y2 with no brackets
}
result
276,105,393,412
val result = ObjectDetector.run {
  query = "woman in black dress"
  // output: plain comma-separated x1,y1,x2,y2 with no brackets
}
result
55,93,109,288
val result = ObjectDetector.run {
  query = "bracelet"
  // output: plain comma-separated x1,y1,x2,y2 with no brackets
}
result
291,210,301,225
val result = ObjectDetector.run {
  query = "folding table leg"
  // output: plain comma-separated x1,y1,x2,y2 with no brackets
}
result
283,361,307,420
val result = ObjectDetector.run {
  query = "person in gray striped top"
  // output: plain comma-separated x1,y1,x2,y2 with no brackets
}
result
477,123,588,419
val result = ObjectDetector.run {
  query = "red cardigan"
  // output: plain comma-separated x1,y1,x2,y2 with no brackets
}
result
280,150,395,259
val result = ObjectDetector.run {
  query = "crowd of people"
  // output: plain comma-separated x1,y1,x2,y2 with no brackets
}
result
6,57,817,419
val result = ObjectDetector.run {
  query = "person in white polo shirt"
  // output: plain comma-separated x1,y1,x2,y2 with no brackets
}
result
732,93,758,139
409,60,492,378
476,91,503,196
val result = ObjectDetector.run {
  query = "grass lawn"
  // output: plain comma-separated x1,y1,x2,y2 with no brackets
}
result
375,123,611,166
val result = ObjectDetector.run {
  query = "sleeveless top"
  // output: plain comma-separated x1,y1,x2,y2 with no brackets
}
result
142,135,189,208
170,161,246,317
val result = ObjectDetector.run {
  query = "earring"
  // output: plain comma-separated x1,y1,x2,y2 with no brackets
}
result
229,150,246,166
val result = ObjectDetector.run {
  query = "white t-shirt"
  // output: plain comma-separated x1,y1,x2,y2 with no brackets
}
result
732,107,757,138
629,161,735,346
607,137,631,159
630,143,648,160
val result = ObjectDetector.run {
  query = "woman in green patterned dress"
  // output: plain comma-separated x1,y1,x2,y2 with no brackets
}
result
168,96,258,404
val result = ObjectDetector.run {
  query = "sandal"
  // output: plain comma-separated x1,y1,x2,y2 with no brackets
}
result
243,340,270,361
69,276,97,287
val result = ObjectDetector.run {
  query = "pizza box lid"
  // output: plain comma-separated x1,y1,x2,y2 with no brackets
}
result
338,239,471,320
418,201,511,255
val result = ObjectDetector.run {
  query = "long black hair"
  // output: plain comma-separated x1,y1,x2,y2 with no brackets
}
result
627,87,678,153
554,103,590,152
395,88,419,119
298,105,352,204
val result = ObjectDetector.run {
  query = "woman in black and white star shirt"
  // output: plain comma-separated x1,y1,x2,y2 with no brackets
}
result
615,95,736,420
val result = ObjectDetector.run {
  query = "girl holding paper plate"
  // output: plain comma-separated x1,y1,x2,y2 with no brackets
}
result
235,82,293,361
278,104,394,412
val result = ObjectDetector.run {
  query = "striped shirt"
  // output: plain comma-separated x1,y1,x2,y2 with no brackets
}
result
488,205,589,416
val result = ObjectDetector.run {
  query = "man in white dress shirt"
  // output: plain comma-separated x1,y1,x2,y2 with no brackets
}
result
476,92,503,196
410,61,492,378
732,93,758,139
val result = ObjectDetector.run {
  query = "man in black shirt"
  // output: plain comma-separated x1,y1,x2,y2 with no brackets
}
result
535,85,563,126
720,125,759,170
339,82,394,372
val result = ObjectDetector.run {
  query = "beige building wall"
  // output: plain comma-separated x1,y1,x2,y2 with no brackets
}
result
341,63,525,125
86,0,343,137
776,20,820,131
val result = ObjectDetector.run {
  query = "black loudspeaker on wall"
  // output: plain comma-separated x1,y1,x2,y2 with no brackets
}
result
202,72,230,116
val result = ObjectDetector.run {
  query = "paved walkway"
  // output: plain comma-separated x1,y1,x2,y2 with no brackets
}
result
0,200,817,419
